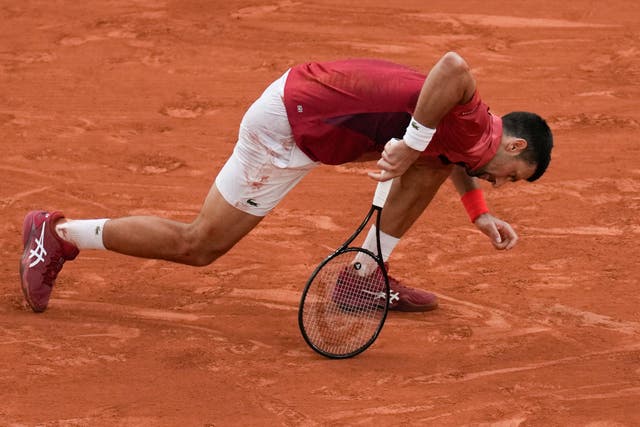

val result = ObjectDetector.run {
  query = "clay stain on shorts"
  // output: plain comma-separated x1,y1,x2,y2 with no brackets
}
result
250,175,270,189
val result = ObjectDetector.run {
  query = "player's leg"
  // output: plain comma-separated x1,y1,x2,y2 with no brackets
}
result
98,184,264,266
20,67,315,312
74,96,316,267
358,156,453,312
360,156,453,258
380,156,453,237
64,69,302,266
20,168,268,312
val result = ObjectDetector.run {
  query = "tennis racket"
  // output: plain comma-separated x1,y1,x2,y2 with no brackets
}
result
298,179,393,359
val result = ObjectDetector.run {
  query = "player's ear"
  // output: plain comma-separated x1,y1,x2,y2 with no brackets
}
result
506,137,527,155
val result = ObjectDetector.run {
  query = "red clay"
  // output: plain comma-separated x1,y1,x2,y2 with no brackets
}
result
1,1,639,425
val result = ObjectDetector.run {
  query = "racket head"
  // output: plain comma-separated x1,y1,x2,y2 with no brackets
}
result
298,247,389,359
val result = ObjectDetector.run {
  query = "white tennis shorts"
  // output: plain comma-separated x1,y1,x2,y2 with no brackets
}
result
215,70,319,216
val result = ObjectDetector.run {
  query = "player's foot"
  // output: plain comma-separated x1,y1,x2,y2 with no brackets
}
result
20,211,79,312
386,265,438,312
333,263,438,312
332,263,387,312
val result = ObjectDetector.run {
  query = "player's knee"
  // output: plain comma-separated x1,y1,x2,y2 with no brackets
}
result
180,239,230,267
183,248,221,267
177,225,234,267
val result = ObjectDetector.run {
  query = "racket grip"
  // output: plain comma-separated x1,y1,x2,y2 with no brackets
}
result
373,179,393,208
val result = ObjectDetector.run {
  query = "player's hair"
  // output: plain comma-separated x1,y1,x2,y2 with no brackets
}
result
502,112,553,182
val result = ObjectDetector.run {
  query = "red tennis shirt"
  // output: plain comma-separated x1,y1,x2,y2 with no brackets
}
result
283,59,502,171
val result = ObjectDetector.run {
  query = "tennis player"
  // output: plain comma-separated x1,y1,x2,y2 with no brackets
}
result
20,52,553,313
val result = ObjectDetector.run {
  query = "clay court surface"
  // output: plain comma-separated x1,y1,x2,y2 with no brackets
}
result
1,0,639,425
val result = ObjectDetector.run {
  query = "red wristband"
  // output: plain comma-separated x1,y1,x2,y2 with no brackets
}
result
461,189,489,223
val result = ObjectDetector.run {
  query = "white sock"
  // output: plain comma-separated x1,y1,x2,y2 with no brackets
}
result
362,225,399,261
56,219,109,250
353,225,400,274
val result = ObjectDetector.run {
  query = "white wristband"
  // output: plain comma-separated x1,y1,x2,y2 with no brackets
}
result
402,118,436,152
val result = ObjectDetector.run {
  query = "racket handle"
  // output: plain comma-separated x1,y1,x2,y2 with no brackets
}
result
373,179,393,208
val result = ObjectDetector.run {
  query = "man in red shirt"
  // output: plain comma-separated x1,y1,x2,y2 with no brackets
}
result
20,52,553,314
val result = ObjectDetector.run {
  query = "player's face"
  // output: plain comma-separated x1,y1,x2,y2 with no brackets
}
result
469,158,536,187
468,136,536,187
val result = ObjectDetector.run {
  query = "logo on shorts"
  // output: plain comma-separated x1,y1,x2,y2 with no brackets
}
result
246,198,259,207
297,104,303,113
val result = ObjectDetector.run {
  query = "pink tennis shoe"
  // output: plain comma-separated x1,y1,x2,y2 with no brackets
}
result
20,211,79,312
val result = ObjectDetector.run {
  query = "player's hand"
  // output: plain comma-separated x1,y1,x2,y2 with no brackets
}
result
473,213,519,250
368,138,421,182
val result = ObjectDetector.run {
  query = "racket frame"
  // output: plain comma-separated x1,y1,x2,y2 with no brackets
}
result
298,181,392,359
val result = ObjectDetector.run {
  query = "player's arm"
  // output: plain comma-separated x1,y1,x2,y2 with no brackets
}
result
450,166,519,250
369,51,476,181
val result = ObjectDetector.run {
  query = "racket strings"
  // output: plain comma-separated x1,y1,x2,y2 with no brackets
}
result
302,252,387,356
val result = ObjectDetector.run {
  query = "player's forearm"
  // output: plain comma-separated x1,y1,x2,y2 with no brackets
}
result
413,52,476,128
450,165,480,196
450,166,490,223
